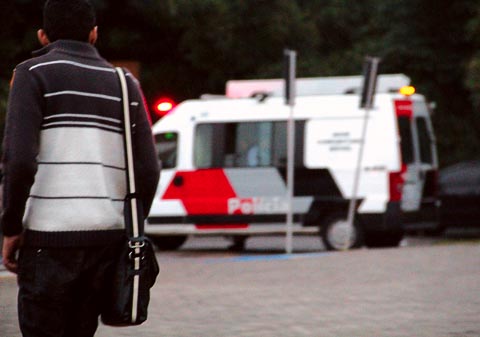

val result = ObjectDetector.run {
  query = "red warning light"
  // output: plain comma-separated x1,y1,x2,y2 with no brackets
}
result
154,97,175,116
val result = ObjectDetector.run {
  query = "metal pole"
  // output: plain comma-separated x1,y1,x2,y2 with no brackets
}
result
285,49,296,254
345,57,380,249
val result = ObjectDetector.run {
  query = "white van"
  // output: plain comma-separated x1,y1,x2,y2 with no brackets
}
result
146,74,439,251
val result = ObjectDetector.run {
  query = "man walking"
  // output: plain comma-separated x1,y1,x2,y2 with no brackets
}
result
1,1,160,336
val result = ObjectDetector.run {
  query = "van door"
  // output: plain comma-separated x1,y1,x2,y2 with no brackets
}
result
411,104,438,226
395,99,438,227
161,121,289,228
396,100,420,211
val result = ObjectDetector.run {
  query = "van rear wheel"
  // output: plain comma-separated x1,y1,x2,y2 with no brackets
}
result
320,214,364,251
149,235,188,251
364,231,403,248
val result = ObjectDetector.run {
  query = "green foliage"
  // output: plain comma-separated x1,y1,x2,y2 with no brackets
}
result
0,1,43,77
465,2,480,111
466,54,480,111
374,0,479,166
1,0,480,166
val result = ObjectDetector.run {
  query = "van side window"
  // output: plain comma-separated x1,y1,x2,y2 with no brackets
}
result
416,117,433,164
194,121,302,168
155,132,178,169
397,116,414,164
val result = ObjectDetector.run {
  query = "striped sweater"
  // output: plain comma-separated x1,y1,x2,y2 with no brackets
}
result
1,40,160,247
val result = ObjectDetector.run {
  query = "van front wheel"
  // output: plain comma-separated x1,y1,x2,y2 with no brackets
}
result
320,214,364,251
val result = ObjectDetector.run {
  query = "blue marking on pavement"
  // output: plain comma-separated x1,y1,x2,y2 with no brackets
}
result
206,251,333,264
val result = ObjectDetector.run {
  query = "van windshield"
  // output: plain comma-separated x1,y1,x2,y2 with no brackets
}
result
155,132,178,169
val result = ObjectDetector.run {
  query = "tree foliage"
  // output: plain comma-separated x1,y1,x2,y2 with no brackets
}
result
0,0,479,166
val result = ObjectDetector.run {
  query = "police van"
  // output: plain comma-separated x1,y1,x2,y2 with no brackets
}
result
146,74,439,251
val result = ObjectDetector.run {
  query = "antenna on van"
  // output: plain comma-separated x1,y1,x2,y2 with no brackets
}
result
360,57,380,109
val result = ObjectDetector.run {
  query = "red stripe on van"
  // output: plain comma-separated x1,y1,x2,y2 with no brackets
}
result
394,99,413,118
389,164,406,202
162,169,237,215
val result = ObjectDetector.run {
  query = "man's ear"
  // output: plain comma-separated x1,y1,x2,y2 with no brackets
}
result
37,29,50,46
88,26,98,45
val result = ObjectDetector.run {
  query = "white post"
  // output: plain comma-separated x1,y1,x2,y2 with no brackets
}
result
345,57,380,249
285,49,296,254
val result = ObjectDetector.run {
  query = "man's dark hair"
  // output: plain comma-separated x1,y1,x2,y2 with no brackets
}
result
43,0,96,42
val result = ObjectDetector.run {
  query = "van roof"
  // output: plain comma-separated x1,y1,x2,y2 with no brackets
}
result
225,74,410,98
153,92,426,132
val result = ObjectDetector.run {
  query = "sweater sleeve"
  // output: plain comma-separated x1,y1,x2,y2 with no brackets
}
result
128,78,160,217
1,67,43,236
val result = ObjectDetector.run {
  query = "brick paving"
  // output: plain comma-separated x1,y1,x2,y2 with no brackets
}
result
1,239,480,337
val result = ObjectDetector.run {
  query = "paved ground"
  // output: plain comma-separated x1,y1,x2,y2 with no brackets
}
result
1,235,480,337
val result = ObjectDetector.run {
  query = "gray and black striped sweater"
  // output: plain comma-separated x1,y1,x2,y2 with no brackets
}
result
1,40,160,247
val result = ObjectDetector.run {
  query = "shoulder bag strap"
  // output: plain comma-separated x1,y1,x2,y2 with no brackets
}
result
115,67,141,239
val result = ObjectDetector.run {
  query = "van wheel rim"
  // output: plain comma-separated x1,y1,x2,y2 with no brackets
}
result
327,219,356,250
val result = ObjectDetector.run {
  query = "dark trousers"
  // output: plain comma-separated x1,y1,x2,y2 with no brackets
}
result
17,243,121,337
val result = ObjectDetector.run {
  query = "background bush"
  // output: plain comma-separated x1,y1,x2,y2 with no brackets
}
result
1,0,480,167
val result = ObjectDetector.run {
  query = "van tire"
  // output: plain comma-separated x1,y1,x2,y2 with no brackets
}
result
149,235,188,251
364,231,403,248
320,214,364,251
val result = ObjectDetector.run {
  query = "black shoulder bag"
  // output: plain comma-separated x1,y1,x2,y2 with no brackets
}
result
101,67,160,326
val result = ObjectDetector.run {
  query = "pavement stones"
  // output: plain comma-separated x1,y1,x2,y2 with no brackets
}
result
1,241,480,337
